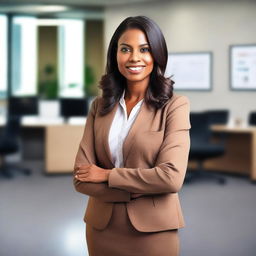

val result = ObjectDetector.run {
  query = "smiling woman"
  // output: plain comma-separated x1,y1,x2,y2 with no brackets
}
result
117,29,153,85
98,15,175,116
73,16,191,256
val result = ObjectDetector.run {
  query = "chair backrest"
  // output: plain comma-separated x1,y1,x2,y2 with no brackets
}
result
249,112,256,125
205,110,229,144
0,116,21,153
4,115,21,139
190,112,211,145
205,110,229,125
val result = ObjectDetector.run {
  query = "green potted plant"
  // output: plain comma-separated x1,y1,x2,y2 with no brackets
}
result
38,64,58,100
84,65,98,109
38,64,59,118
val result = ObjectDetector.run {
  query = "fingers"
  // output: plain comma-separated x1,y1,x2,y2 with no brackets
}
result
74,164,99,182
75,173,93,182
75,170,89,179
74,164,91,174
74,164,91,181
75,170,89,176
76,172,89,178
75,164,91,171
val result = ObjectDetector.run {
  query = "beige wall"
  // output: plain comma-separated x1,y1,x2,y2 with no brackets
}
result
86,20,104,95
104,0,256,123
38,26,58,82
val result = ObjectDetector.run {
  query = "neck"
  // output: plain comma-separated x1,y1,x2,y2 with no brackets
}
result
125,79,149,102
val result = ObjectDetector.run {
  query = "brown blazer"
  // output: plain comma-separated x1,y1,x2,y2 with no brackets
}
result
74,93,191,232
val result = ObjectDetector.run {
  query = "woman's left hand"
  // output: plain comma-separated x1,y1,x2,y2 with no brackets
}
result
75,164,111,183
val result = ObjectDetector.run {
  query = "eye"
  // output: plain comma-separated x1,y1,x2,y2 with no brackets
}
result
140,47,150,53
120,47,130,52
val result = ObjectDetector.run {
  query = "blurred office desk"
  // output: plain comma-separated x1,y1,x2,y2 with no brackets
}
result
0,116,86,173
202,125,256,181
23,118,85,174
45,124,84,173
23,117,86,174
6,116,86,174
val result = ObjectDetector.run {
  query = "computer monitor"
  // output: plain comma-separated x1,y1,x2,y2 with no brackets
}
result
60,98,88,119
8,96,39,117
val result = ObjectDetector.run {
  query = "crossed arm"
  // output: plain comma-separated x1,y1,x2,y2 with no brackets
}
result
74,96,191,201
73,97,132,203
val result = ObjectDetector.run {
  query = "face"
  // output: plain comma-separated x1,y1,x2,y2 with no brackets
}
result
116,28,154,84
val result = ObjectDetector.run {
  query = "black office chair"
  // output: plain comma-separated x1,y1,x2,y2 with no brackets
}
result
185,111,228,184
0,116,31,178
206,110,229,125
206,109,229,144
248,112,256,125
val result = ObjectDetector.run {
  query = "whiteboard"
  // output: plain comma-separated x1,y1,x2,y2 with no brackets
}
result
165,52,212,91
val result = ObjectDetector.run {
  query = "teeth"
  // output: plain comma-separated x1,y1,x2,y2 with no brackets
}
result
128,66,143,71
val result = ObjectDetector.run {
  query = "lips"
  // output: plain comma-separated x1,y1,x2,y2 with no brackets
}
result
126,65,145,74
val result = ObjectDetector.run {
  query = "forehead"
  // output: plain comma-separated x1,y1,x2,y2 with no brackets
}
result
118,28,148,45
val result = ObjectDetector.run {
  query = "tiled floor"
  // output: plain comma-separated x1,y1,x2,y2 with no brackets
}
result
0,161,255,256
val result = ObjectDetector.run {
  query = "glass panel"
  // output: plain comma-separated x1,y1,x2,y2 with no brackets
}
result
11,16,37,96
0,15,7,98
58,19,84,98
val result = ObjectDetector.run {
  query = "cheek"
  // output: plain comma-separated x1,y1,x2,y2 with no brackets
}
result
117,52,127,64
144,55,154,67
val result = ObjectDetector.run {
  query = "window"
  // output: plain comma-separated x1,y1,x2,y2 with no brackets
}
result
0,15,7,98
58,19,84,98
11,16,37,96
37,19,85,98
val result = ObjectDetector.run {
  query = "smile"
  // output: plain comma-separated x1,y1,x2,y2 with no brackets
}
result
126,66,145,74
128,66,144,71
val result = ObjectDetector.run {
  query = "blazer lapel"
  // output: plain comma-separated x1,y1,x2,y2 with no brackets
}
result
101,103,119,168
99,99,154,168
122,101,153,165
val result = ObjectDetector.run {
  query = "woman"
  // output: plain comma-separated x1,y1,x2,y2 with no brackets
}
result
74,16,191,256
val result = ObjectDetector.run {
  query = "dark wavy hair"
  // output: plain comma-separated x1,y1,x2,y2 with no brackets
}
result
98,15,174,116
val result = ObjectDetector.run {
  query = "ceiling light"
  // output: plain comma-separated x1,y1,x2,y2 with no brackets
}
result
0,5,69,13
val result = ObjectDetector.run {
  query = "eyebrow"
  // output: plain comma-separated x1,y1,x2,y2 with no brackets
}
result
119,43,149,47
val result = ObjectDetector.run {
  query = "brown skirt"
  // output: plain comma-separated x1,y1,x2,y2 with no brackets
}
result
86,202,180,256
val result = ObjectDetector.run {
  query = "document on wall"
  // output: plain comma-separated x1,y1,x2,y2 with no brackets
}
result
231,45,256,90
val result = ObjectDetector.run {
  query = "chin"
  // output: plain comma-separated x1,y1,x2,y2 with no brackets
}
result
126,77,145,82
125,74,147,80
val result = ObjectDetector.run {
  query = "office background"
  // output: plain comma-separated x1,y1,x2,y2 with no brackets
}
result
0,0,256,256
104,0,256,121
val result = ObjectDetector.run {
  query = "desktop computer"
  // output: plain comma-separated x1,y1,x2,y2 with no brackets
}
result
60,98,88,120
8,96,39,117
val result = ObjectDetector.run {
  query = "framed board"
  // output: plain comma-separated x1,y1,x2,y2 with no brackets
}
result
230,44,256,91
165,52,212,91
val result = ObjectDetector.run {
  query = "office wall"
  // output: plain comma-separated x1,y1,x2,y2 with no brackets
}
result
104,0,256,123
38,26,58,82
86,20,104,96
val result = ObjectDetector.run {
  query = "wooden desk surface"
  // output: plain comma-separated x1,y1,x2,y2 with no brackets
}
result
45,125,85,173
211,124,256,133
204,124,256,181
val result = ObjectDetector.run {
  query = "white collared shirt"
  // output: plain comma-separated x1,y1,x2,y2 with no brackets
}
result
108,91,144,168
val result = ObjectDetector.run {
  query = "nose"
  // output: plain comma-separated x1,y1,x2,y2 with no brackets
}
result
129,49,141,62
